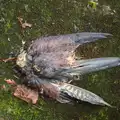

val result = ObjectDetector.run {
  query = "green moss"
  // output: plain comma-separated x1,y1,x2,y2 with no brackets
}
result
0,0,120,120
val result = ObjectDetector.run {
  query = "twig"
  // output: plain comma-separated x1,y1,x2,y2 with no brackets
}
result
0,57,17,62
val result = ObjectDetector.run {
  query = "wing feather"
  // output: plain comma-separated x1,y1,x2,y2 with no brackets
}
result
26,32,112,78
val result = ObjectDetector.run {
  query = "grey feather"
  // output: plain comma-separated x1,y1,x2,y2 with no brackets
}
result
58,83,112,107
62,57,120,75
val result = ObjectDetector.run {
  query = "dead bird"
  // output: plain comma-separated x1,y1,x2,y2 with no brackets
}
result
16,32,120,107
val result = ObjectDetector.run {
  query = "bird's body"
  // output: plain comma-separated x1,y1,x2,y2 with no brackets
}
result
16,32,120,107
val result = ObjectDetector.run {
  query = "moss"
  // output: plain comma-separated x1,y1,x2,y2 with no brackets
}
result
0,0,120,120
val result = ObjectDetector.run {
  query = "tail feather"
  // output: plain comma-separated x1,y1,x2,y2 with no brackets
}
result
58,83,113,107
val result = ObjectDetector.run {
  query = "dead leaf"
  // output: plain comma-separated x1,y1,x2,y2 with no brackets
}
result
5,79,16,85
13,85,38,104
0,57,16,62
17,17,32,29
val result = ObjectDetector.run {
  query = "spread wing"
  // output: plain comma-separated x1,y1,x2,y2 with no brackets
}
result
26,32,120,79
28,32,111,56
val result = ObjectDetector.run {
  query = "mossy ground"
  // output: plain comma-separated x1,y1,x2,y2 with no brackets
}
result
0,0,120,120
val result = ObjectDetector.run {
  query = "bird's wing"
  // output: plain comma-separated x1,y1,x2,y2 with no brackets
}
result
27,32,112,78
25,76,112,107
54,83,113,107
61,57,120,76
26,75,113,107
27,32,111,57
